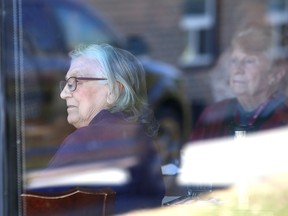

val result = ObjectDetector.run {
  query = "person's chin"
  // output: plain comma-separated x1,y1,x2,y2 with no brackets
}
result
232,85,246,93
67,115,78,127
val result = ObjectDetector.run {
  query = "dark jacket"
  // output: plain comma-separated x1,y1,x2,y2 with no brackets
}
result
191,93,288,141
47,110,165,214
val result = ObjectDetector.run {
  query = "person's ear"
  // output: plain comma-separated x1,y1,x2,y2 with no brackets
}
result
106,82,123,105
117,81,123,94
106,91,115,105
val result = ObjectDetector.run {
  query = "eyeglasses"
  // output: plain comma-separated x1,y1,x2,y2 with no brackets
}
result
60,76,107,92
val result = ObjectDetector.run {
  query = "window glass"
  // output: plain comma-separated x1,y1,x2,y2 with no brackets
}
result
22,4,64,53
53,5,122,50
2,0,288,215
21,1,72,175
184,0,206,15
266,0,288,59
179,0,217,67
267,0,288,12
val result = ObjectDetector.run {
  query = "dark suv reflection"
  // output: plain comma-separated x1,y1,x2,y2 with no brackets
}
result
22,0,191,168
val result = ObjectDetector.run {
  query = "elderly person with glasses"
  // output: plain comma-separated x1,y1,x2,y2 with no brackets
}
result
191,26,288,141
47,44,165,214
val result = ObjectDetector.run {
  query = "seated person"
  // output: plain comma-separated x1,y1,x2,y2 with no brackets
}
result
35,44,165,214
191,26,288,141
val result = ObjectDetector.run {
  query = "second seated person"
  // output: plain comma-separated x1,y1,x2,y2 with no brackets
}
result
48,43,165,213
191,26,288,141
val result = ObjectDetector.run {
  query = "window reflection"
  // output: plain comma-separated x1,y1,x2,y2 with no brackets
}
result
2,0,288,215
54,6,120,50
179,0,217,67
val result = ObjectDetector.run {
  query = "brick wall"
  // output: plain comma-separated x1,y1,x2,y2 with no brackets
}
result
86,0,184,65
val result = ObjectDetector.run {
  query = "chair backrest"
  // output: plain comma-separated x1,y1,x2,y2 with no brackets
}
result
21,187,115,216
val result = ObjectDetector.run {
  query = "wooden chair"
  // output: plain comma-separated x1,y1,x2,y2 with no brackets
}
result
21,187,115,216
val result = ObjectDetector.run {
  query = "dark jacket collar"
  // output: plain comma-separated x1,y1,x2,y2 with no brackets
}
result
89,109,126,125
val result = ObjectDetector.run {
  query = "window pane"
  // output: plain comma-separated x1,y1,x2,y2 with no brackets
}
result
267,0,288,12
3,0,287,215
54,6,119,50
184,0,206,15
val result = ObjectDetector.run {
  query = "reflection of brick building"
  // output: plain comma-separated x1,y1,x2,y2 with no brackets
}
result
87,0,184,66
88,0,287,107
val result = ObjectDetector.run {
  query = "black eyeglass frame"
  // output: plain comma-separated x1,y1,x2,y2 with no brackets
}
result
59,76,107,92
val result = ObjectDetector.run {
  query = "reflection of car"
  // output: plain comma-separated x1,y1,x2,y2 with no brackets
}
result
22,0,191,167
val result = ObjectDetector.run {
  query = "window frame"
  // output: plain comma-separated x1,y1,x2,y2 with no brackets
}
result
1,0,24,215
179,0,217,68
266,0,288,59
0,0,4,213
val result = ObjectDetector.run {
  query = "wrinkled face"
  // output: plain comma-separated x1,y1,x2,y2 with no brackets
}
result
60,56,109,128
229,48,272,98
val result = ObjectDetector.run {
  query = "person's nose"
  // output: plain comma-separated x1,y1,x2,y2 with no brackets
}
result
234,60,245,74
60,85,72,99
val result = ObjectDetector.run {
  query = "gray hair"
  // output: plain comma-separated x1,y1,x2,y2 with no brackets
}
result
69,43,159,137
231,26,274,63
